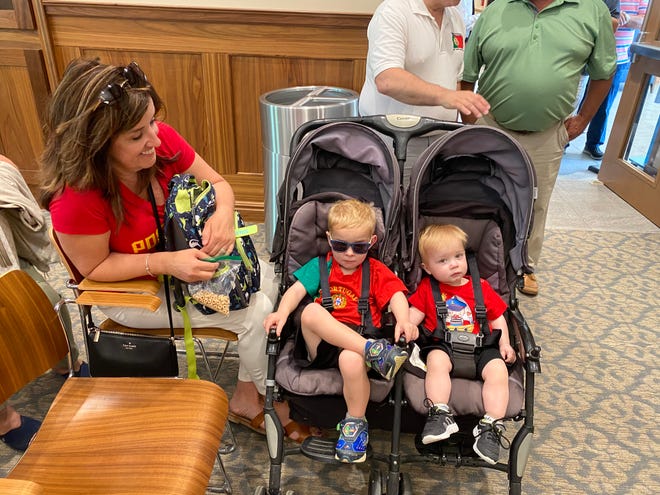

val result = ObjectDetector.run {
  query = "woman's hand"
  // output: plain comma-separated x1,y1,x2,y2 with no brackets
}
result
184,152,236,257
201,207,235,256
165,249,220,283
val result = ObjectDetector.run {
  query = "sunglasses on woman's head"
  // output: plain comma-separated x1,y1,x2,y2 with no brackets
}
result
328,235,373,254
97,62,150,106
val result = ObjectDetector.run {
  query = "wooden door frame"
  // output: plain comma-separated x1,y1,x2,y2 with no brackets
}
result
599,0,660,227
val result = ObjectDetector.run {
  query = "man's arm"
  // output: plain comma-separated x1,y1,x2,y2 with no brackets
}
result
375,68,490,118
564,76,614,140
458,80,479,123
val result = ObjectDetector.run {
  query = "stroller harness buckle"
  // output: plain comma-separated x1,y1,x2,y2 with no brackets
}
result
444,330,483,353
445,330,481,379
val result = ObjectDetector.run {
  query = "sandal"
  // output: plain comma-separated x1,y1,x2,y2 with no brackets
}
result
0,415,41,451
227,410,266,435
284,420,313,445
227,411,314,445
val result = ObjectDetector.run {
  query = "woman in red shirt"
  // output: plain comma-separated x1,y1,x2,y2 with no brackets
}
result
41,58,309,442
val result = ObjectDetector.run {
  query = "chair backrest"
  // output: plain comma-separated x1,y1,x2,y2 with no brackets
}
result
48,228,84,284
0,270,70,404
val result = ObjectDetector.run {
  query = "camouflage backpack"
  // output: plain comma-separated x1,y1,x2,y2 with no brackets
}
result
164,173,261,313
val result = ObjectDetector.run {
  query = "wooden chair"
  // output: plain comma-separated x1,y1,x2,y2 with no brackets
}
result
0,479,44,495
0,269,231,494
48,228,238,383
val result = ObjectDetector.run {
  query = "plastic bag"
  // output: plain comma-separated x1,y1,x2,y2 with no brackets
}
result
187,257,242,315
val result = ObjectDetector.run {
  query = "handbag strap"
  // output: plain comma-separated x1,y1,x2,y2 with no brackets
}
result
147,183,176,341
148,183,199,379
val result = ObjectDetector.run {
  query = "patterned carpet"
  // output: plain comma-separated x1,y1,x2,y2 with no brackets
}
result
2,229,659,494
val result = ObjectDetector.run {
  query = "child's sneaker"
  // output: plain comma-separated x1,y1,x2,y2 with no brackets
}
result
364,338,408,380
335,417,368,463
473,418,506,465
421,405,459,444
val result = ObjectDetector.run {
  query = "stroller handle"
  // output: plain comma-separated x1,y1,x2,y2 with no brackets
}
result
289,115,462,164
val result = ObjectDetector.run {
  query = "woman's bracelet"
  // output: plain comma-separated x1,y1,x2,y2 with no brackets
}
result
145,253,155,278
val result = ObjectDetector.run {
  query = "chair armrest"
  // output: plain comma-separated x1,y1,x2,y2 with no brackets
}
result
78,278,161,295
76,278,162,311
76,291,162,311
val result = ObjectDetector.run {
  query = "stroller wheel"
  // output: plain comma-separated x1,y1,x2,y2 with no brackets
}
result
368,468,387,495
398,473,413,495
254,487,294,495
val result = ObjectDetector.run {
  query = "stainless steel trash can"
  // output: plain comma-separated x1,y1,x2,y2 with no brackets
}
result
260,86,359,251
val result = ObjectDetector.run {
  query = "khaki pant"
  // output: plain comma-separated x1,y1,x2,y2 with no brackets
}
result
478,115,569,269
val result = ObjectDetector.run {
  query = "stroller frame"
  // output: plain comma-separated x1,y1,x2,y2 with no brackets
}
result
258,116,540,495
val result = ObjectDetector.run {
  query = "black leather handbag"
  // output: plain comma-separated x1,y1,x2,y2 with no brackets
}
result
86,326,178,377
84,184,179,378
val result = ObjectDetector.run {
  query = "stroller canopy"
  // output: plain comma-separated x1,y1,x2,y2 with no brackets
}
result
407,125,536,275
272,121,401,268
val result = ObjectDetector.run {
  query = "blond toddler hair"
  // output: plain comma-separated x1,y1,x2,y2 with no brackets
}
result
418,224,468,262
328,199,377,234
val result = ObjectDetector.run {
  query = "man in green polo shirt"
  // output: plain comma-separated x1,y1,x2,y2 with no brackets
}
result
461,0,616,296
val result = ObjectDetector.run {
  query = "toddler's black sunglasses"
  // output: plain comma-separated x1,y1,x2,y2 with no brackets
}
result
328,236,373,254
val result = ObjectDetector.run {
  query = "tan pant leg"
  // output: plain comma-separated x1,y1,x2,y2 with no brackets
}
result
477,116,569,268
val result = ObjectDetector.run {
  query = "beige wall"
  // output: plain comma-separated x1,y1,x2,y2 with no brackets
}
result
43,0,383,14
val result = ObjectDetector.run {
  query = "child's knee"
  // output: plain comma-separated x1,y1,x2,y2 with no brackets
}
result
481,358,508,383
300,302,327,327
338,349,367,376
427,349,452,371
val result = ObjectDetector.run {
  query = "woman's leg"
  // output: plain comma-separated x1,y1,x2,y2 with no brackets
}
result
0,405,21,435
101,258,277,392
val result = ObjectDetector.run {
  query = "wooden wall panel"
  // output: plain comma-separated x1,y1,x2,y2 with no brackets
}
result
72,50,211,163
204,52,236,175
47,17,367,60
38,3,372,221
0,0,34,29
231,56,359,176
0,50,46,189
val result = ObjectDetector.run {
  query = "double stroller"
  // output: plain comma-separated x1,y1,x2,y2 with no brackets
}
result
256,115,541,495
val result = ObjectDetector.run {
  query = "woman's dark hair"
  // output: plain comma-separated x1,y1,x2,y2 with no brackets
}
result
41,58,165,226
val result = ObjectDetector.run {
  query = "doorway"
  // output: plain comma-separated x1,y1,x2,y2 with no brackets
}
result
600,0,660,226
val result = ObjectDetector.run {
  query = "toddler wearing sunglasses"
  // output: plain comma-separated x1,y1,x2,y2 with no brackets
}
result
263,199,418,464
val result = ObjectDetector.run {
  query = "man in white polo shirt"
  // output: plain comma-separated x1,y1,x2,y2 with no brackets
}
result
359,0,490,181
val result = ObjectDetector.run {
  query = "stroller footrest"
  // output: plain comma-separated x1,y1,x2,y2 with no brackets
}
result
300,437,340,463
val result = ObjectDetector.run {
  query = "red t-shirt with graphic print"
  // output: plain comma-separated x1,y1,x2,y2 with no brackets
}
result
49,122,194,255
408,276,507,334
294,253,407,328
